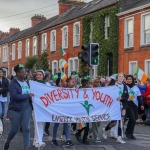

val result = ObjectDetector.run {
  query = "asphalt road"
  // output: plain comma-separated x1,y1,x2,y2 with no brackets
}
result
0,119,150,150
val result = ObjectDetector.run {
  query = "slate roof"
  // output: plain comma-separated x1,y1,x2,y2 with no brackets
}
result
120,0,150,12
0,0,118,45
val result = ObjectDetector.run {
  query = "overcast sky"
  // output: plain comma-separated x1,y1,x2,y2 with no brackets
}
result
0,0,92,32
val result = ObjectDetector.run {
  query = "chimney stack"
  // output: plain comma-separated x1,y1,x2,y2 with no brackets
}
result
31,14,46,27
9,28,20,36
0,30,9,40
58,0,85,15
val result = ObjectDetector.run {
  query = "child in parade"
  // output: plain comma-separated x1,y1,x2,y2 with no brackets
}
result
75,78,90,145
52,78,73,147
125,75,144,139
102,73,129,144
3,64,34,150
88,78,101,142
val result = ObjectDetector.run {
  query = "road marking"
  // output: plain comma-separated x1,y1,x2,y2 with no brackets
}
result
127,133,150,148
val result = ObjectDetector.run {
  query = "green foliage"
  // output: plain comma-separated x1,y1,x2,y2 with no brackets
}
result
25,56,38,70
82,5,119,75
37,50,50,71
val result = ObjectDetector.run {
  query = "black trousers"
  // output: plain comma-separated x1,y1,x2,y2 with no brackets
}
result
105,120,122,136
71,123,77,131
78,123,89,140
126,101,138,135
45,122,50,131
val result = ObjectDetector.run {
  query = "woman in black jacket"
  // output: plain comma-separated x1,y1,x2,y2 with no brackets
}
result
102,73,129,144
3,64,34,150
125,75,144,140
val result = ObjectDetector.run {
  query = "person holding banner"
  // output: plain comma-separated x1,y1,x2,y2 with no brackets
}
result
102,73,129,144
75,78,90,145
52,77,74,147
33,70,47,148
88,78,101,142
3,64,34,150
125,75,144,140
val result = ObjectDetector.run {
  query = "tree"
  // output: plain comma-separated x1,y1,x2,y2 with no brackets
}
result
37,50,50,71
25,56,38,71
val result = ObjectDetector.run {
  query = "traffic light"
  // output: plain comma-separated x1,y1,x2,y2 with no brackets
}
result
90,43,99,66
78,45,90,65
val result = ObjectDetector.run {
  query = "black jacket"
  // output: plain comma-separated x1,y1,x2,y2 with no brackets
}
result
120,83,129,109
9,79,32,111
0,77,9,97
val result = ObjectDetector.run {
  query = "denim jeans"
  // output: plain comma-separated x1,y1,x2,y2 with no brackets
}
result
90,122,100,139
145,104,150,123
0,101,6,119
53,123,70,140
7,100,32,148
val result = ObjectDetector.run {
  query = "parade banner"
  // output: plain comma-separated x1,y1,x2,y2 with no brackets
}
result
30,81,121,123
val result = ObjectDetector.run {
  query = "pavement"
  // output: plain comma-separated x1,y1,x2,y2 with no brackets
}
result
0,119,150,150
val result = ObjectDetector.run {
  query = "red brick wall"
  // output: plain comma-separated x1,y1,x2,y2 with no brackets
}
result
42,18,82,75
59,4,72,15
1,18,82,76
118,8,150,74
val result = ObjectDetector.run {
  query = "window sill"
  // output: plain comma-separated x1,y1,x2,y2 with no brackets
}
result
124,47,133,51
73,45,80,48
140,44,150,48
50,50,56,52
62,47,68,50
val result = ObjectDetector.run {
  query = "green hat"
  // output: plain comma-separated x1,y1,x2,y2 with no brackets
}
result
52,75,58,80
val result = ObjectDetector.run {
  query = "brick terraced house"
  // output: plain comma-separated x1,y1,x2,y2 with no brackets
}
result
0,0,119,77
118,0,150,76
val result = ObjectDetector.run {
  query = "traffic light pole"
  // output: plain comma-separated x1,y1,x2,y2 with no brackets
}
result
89,66,93,83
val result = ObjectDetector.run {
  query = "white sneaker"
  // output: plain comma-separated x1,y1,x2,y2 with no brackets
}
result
102,128,107,140
60,134,66,141
95,137,101,143
110,132,117,139
33,141,46,148
33,140,36,146
116,136,126,144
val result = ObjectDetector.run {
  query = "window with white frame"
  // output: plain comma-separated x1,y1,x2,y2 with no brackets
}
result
105,16,110,39
141,13,150,45
12,67,16,76
50,30,56,51
12,44,15,60
125,18,133,48
74,58,79,72
42,33,47,52
62,26,68,49
26,39,30,57
129,61,137,75
68,59,74,76
2,46,8,62
73,22,80,46
18,41,22,59
68,57,79,76
52,60,58,75
33,37,37,55
145,60,150,77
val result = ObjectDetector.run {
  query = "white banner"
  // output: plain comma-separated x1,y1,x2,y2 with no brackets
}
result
30,81,121,123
